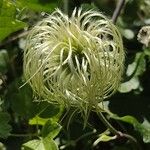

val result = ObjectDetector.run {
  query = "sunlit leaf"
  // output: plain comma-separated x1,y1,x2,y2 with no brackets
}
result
136,119,150,143
22,137,58,150
118,77,140,93
122,29,134,40
0,0,27,41
29,116,49,126
0,142,6,150
17,0,59,12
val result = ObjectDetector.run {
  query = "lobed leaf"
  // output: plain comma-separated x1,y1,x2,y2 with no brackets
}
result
22,137,58,150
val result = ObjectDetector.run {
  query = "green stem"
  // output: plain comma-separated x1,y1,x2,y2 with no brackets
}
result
97,112,141,150
112,0,126,23
60,130,96,150
0,31,28,47
75,129,96,142
62,0,69,15
10,133,38,137
98,112,118,135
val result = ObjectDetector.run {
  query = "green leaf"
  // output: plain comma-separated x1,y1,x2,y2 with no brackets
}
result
29,116,49,126
0,142,6,150
42,120,61,139
0,112,12,138
134,53,146,77
110,114,150,143
119,52,146,93
111,115,139,125
118,77,140,93
22,137,58,150
10,84,38,119
28,101,63,123
38,102,62,119
126,52,146,77
136,119,150,143
144,47,150,57
7,78,63,120
122,29,134,40
17,0,59,12
0,0,27,41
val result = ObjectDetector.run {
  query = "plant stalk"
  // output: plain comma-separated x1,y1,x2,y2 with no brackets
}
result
112,0,126,23
97,112,142,150
10,133,38,137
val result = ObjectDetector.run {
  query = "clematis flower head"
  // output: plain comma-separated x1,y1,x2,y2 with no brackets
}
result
23,8,125,118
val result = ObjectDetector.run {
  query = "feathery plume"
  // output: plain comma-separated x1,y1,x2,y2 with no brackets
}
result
23,8,125,118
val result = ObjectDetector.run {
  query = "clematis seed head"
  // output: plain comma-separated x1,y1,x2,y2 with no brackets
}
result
23,8,125,118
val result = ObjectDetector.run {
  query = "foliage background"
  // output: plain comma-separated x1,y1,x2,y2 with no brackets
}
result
0,0,150,150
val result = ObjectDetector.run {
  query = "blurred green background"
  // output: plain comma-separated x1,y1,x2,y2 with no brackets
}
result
0,0,150,149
